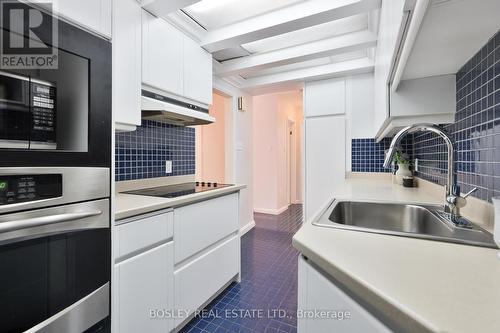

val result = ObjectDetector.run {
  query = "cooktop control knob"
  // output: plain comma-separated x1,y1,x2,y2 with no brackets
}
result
207,182,212,187
214,182,218,187
201,182,205,186
195,181,200,186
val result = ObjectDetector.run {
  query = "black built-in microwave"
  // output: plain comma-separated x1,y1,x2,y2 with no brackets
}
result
0,1,111,168
0,71,57,149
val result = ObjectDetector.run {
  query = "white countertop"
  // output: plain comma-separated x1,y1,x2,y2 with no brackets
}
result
115,184,246,221
293,177,500,333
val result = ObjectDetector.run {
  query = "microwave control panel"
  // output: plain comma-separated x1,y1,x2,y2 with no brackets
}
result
0,174,62,205
31,81,56,144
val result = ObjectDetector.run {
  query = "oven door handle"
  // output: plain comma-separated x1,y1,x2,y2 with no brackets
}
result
0,210,103,234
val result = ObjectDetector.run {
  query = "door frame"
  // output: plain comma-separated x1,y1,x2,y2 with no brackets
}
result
286,118,296,205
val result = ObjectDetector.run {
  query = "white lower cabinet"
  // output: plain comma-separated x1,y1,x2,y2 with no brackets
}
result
113,193,241,333
174,236,240,326
298,256,392,333
116,242,174,333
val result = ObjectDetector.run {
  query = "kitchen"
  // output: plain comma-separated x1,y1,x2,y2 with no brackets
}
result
0,0,499,333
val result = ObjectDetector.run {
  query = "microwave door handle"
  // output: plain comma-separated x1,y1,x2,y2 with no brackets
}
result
0,210,103,234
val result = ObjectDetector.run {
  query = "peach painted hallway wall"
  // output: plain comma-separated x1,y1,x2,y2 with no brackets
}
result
196,92,226,183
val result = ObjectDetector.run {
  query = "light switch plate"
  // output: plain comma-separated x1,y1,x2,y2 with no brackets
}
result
165,160,172,174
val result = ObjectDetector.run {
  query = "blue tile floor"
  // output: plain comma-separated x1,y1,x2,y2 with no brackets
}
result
180,204,303,333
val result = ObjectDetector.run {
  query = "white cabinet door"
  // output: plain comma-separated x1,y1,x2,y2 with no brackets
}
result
174,193,238,263
373,0,406,132
183,36,213,105
113,0,142,130
298,256,392,333
142,10,183,96
174,236,239,326
116,242,174,333
54,0,112,37
305,116,345,221
305,78,346,117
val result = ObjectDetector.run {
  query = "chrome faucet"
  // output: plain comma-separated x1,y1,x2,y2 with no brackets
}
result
383,123,477,222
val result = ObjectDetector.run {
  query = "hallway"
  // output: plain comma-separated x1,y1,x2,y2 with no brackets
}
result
181,205,303,333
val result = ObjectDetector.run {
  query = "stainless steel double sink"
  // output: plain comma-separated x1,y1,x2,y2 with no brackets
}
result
313,200,497,248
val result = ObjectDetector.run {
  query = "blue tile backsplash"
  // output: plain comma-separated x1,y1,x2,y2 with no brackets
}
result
413,30,500,202
352,137,413,173
115,120,195,181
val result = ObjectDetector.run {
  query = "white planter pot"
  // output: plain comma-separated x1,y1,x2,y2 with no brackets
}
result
395,163,412,185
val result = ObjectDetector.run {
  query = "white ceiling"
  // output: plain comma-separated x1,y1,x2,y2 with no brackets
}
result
171,0,382,93
185,0,307,30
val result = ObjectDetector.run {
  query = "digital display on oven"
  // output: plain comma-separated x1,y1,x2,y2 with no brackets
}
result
0,174,61,205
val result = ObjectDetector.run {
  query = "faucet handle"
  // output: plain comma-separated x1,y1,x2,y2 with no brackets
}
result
450,184,461,196
462,187,478,199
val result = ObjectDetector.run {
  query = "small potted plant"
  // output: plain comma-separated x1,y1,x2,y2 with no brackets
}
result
393,150,412,185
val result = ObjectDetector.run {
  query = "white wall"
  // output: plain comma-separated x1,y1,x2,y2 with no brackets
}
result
213,77,254,231
252,94,279,213
252,91,303,214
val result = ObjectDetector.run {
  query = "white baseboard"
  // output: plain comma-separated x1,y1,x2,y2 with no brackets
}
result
239,220,255,236
292,200,303,204
254,205,289,215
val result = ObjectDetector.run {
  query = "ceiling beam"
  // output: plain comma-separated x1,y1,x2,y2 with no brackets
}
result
215,30,377,77
201,0,381,53
240,58,374,88
142,0,201,17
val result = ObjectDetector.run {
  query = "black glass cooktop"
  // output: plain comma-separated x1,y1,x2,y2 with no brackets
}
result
124,182,232,198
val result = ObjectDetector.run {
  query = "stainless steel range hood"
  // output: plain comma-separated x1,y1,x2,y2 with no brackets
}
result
141,90,215,126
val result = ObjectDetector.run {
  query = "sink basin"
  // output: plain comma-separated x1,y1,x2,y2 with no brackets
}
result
313,200,497,248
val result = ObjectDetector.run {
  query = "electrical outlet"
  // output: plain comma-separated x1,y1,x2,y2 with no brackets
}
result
165,161,172,174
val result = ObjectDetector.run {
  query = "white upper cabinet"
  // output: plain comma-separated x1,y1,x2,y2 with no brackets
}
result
304,78,346,117
183,35,213,105
52,0,112,38
372,0,407,133
142,10,213,106
113,0,142,131
142,10,184,97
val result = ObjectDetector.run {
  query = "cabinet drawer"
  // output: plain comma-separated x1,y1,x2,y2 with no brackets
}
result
174,193,238,263
174,236,239,325
115,242,174,333
115,210,173,260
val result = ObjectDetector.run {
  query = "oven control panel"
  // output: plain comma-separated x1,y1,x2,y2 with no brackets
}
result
0,174,62,205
